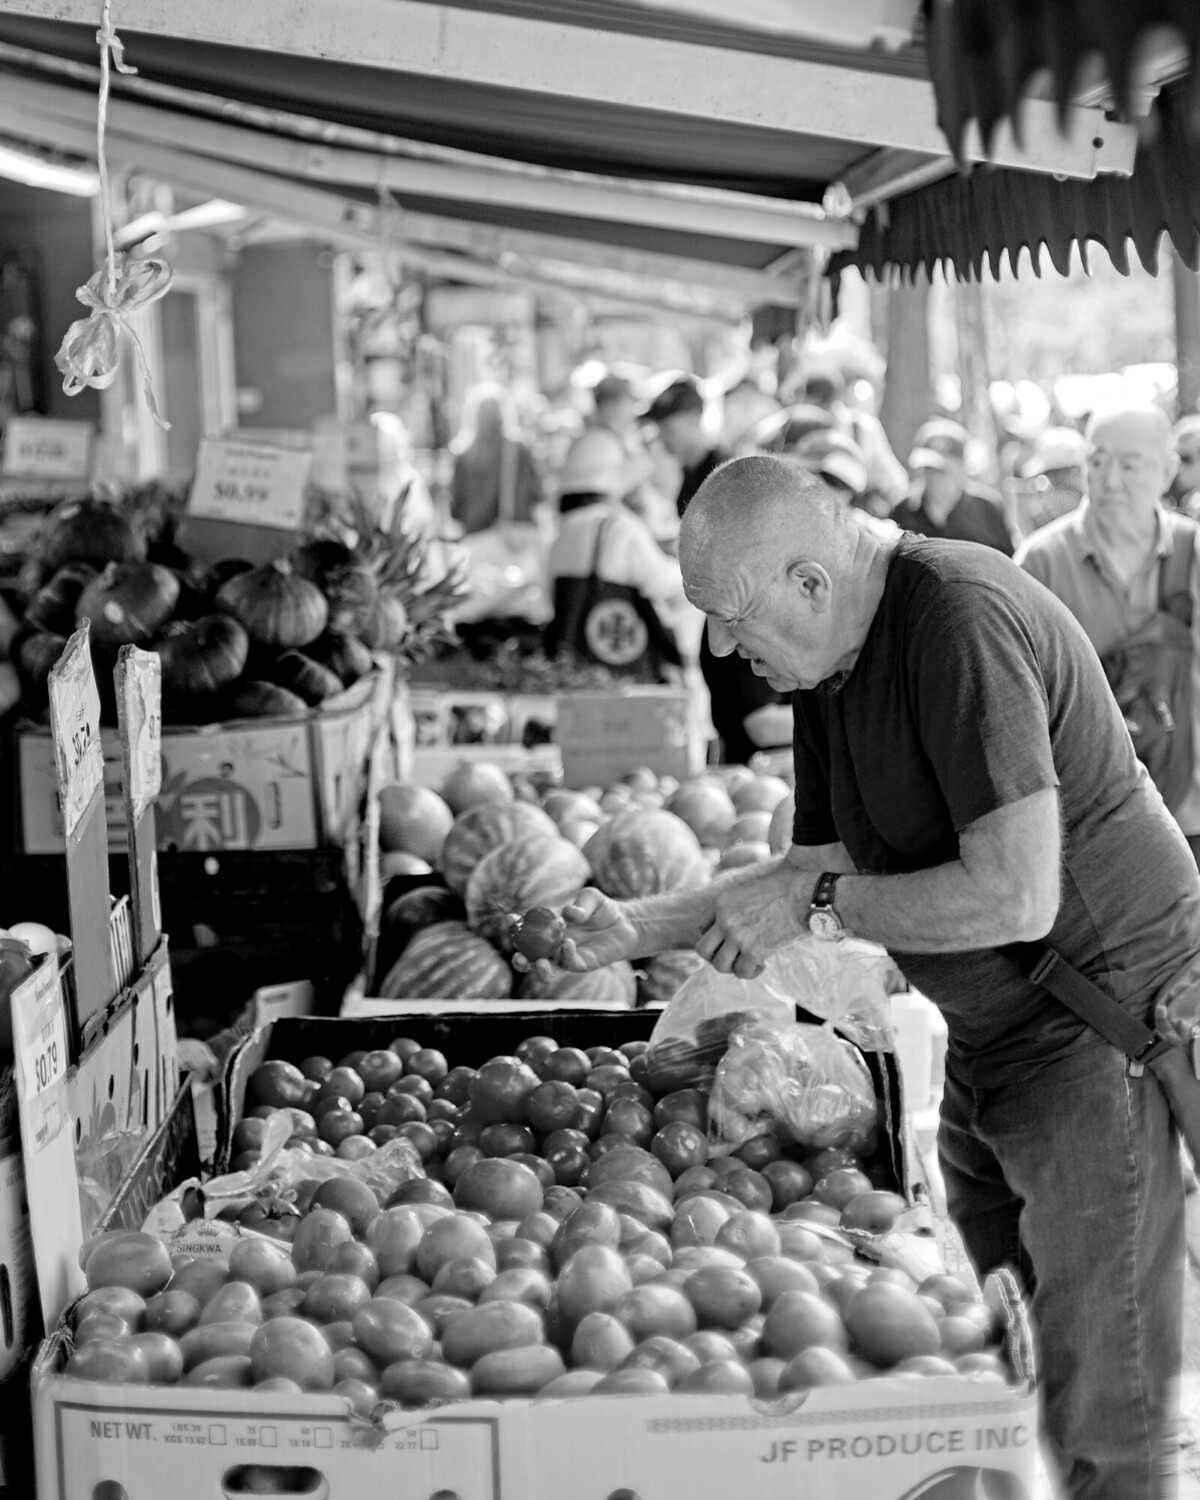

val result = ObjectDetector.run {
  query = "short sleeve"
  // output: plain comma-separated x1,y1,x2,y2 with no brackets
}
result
908,578,1059,830
791,701,839,846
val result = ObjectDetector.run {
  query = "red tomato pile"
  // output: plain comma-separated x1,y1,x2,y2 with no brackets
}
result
66,1032,1012,1406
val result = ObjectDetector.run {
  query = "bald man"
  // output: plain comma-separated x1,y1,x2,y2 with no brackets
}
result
1017,406,1200,855
553,455,1200,1499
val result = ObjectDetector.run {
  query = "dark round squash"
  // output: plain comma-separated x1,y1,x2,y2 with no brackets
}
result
379,920,512,1001
12,627,67,702
304,629,373,687
440,801,559,895
41,499,145,573
24,563,97,636
76,560,180,648
155,615,249,699
465,834,590,952
292,540,379,636
358,594,407,651
269,650,344,706
518,960,636,1006
223,681,309,719
215,559,328,649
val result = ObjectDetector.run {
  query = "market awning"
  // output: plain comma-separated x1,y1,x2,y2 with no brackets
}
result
0,1,1147,293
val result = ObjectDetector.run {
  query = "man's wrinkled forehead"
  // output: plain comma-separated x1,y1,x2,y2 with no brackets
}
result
681,555,756,617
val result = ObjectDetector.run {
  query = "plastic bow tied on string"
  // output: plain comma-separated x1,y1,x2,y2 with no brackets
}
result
53,0,173,429
54,254,173,426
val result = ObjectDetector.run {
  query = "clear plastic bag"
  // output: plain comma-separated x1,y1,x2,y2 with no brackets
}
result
709,1019,879,1154
643,962,794,1092
762,936,896,1052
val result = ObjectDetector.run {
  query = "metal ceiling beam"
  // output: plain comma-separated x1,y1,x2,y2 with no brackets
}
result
0,73,856,251
0,108,752,318
617,0,920,50
0,0,1138,178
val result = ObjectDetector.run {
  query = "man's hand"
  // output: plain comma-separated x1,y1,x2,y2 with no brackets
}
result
551,888,641,973
696,862,812,976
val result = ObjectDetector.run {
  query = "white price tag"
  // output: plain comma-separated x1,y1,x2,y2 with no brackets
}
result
11,955,67,1105
47,626,103,840
187,437,312,532
1,417,92,479
23,999,67,1102
120,647,162,816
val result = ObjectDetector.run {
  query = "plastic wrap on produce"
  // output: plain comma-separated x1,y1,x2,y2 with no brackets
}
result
763,936,896,1051
642,963,793,1091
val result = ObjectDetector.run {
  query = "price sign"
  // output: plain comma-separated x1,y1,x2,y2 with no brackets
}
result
47,625,103,840
12,955,67,1104
1,417,93,479
119,647,162,817
187,437,312,532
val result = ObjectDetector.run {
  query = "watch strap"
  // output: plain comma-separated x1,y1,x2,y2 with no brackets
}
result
811,871,840,912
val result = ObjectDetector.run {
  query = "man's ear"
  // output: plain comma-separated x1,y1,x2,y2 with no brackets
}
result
787,559,833,612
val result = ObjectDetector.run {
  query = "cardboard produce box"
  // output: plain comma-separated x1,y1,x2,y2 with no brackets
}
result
14,671,381,856
557,688,703,786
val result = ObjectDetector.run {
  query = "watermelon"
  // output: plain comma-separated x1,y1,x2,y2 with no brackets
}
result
378,784,455,863
373,885,466,990
637,949,710,1008
732,774,791,815
517,960,637,1007
666,780,737,848
441,761,514,817
466,835,590,952
379,921,512,1001
583,809,707,900
440,801,558,895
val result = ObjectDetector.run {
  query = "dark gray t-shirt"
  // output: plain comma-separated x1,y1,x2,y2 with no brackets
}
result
792,535,1200,1081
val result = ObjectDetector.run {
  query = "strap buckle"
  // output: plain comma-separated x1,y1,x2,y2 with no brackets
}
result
1026,949,1058,987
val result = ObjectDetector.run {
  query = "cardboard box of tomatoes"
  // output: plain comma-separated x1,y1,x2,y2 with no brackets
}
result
31,1013,1037,1500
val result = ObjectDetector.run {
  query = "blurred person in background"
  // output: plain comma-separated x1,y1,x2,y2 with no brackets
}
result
723,376,781,453
1014,427,1088,538
798,366,908,511
590,369,678,543
791,429,879,514
642,376,729,517
1171,414,1200,517
895,418,1014,555
545,427,685,683
449,383,546,536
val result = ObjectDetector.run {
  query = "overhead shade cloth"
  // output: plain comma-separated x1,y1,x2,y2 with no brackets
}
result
837,79,1200,281
924,0,1200,156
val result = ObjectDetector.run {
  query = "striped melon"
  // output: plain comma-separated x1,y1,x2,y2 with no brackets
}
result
518,960,637,1007
440,801,558,895
583,809,707,900
466,834,590,952
637,949,710,1008
378,920,512,1000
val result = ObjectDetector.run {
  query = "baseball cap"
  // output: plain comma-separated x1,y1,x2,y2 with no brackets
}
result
908,418,969,471
641,377,705,425
1019,427,1088,478
593,371,634,406
556,428,641,497
793,430,869,494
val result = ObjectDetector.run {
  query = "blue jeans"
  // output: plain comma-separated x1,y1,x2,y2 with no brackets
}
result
938,1042,1185,1500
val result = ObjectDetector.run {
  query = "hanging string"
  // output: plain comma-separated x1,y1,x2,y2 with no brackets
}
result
54,0,172,428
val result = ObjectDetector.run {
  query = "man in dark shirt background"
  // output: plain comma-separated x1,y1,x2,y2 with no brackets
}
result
642,377,728,517
894,417,1014,555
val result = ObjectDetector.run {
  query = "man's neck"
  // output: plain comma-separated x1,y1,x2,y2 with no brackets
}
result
1087,500,1159,582
832,526,903,677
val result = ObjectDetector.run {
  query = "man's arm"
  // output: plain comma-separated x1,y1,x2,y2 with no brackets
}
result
699,787,1060,969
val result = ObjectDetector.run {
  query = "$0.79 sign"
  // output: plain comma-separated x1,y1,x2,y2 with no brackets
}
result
48,625,104,840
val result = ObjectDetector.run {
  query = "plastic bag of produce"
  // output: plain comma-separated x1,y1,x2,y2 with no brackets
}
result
762,936,895,1051
708,1019,879,1154
643,962,793,1092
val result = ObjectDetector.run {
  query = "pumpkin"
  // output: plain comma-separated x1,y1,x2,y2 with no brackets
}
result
441,760,515,818
224,681,309,719
12,627,67,701
440,800,559,895
637,949,709,1008
583,809,707,900
76,561,180,648
155,615,249,698
24,563,97,636
666,780,737,849
379,920,512,1001
304,629,373,687
379,784,455,862
270,650,344,707
358,594,408,651
518,960,637,1007
40,498,145,573
169,568,209,622
292,540,379,636
374,884,466,989
465,834,590,952
215,560,328,648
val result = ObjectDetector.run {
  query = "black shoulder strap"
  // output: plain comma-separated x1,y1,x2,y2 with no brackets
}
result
589,513,613,579
1158,521,1195,625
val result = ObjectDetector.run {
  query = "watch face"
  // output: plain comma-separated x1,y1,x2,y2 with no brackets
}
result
808,908,842,941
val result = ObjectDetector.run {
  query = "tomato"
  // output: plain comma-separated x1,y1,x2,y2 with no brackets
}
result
291,1208,353,1274
227,1238,298,1297
778,1346,857,1389
415,1214,496,1284
180,1321,258,1370
678,1358,755,1395
556,1245,632,1326
183,1355,253,1388
130,1332,184,1384
142,1289,201,1338
85,1233,173,1298
317,1067,366,1107
471,1344,565,1396
509,907,566,963
406,1048,449,1085
612,1285,697,1344
250,1060,309,1108
380,1359,470,1406
714,1211,780,1262
352,1298,435,1366
249,1317,336,1390
303,1273,373,1324
198,1282,262,1327
439,1299,544,1367
761,1290,849,1359
357,1050,406,1093
538,1048,591,1087
469,1058,540,1126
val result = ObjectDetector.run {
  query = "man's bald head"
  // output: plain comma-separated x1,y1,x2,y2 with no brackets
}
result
1087,404,1172,450
679,454,849,595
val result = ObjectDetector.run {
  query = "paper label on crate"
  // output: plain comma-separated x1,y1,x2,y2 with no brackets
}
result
47,626,103,840
187,437,312,531
119,647,163,816
16,979,67,1105
1,416,92,477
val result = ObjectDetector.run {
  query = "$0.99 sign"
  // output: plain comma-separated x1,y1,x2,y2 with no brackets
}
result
48,626,104,840
187,438,311,532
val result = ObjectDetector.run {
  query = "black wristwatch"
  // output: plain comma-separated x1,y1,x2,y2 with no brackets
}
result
807,872,844,940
